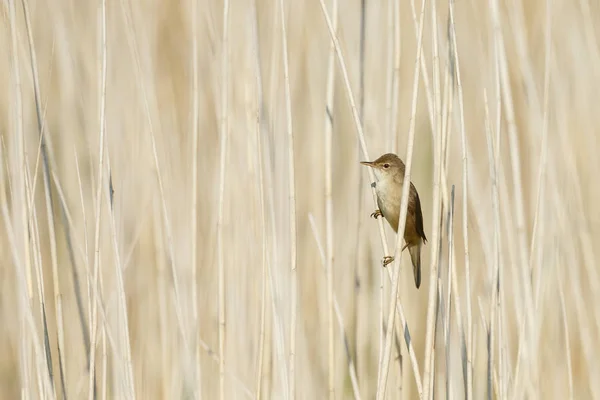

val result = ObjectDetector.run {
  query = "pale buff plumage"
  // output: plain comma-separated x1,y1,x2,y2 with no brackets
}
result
361,153,427,289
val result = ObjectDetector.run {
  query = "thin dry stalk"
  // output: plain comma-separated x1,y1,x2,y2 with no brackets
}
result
359,0,367,120
377,0,428,396
440,18,454,173
9,6,31,308
444,186,455,397
25,163,53,400
101,325,107,400
104,152,135,398
381,0,394,381
250,1,267,398
385,0,402,387
262,299,273,399
39,56,66,397
483,88,501,400
323,0,339,397
378,249,385,383
253,95,267,397
190,0,202,395
431,0,441,164
277,1,298,398
354,1,367,386
439,36,455,400
88,0,108,398
73,150,91,261
385,0,393,148
317,0,423,395
427,0,443,394
418,0,443,398
74,149,94,391
154,209,170,400
217,0,231,399
388,0,401,153
12,9,31,309
7,1,37,396
266,253,289,398
476,298,489,387
96,231,107,400
526,1,553,394
491,20,507,400
51,169,88,278
528,0,553,299
29,182,50,396
83,126,100,400
556,267,573,400
447,2,473,398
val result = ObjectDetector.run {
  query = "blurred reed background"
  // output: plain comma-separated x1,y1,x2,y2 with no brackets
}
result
1,0,599,398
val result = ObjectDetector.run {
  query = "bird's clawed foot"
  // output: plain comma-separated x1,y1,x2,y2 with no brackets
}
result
381,244,412,267
371,209,383,219
382,256,394,267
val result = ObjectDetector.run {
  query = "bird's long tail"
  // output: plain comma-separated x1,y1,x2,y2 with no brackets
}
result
409,242,422,289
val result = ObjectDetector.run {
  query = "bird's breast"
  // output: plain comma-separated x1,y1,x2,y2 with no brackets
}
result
375,179,402,206
375,179,403,229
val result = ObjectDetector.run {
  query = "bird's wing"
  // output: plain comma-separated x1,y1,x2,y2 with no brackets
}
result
411,182,427,243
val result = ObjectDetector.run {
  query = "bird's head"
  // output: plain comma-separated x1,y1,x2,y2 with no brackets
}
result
360,153,406,181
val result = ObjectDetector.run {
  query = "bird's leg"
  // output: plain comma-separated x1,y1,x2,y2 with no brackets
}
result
382,256,394,267
371,209,383,219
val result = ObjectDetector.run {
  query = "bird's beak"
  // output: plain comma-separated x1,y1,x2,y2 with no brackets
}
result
360,161,374,167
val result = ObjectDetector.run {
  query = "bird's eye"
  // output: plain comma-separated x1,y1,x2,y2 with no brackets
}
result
383,163,390,169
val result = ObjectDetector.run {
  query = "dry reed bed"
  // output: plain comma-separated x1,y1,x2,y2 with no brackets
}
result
0,0,599,398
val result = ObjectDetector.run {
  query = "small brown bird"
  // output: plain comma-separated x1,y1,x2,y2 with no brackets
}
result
361,153,427,288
